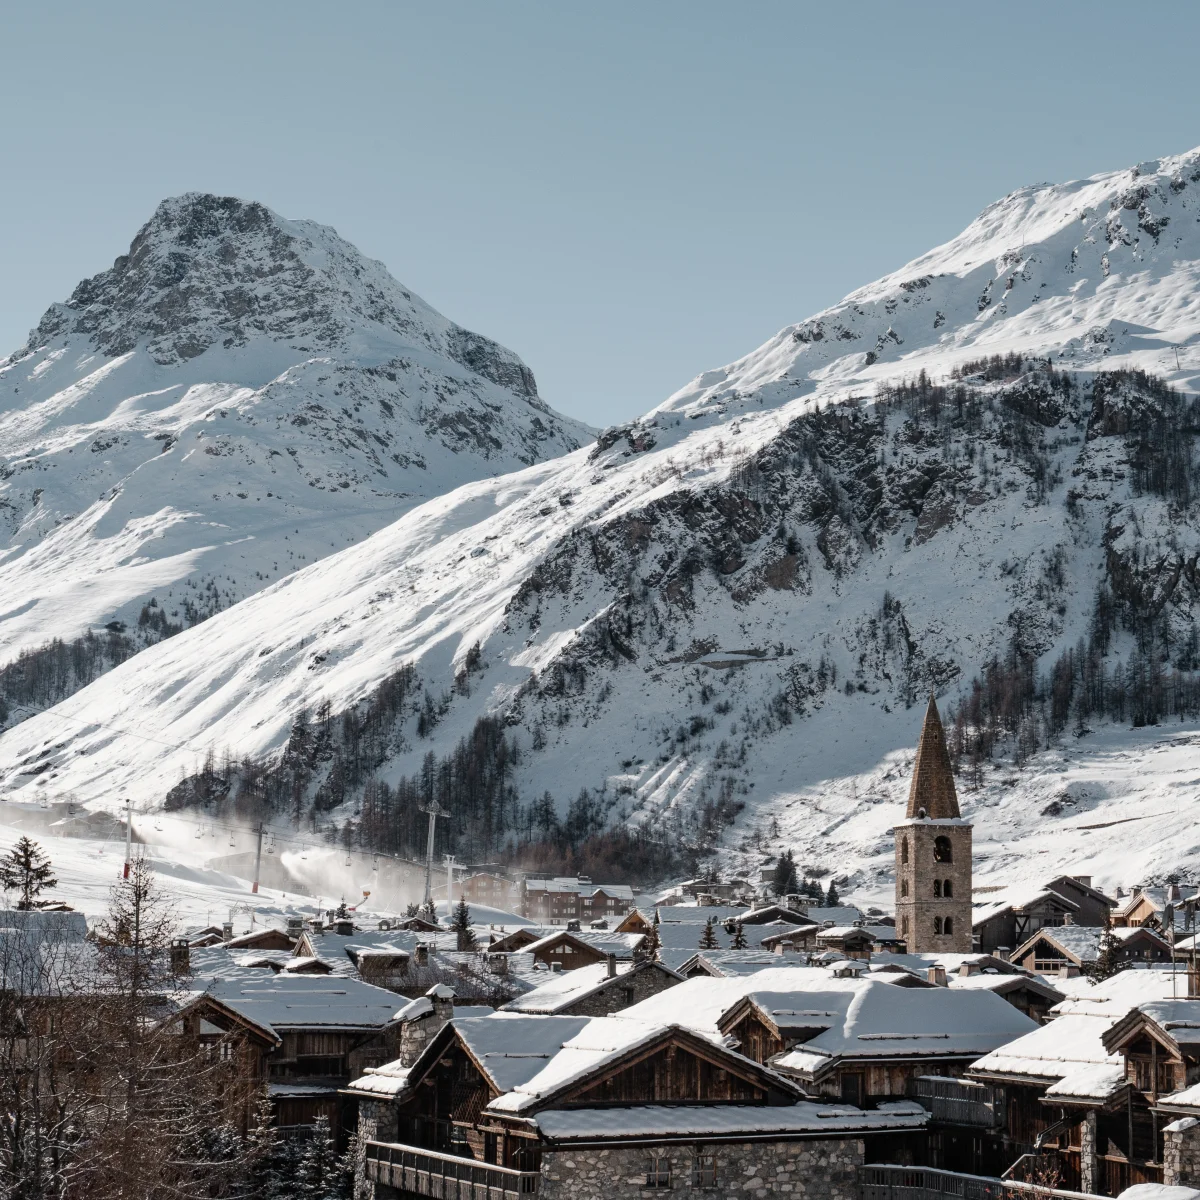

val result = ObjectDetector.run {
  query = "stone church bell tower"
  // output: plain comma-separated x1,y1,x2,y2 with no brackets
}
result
894,694,972,953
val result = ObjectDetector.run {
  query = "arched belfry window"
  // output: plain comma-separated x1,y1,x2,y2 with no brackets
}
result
901,879,909,898
901,838,909,865
944,916,954,936
934,836,952,863
943,879,953,898
933,880,942,898
934,917,944,935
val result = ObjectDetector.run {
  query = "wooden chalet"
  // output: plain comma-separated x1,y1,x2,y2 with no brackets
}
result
348,1010,927,1200
706,972,1037,1108
1010,925,1171,976
973,877,1116,955
963,967,1191,1192
193,975,405,1144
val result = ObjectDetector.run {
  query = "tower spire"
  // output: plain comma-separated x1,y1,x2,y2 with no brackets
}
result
905,694,960,819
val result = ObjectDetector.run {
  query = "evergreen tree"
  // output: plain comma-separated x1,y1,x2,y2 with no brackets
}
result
335,898,349,919
420,898,437,924
1089,911,1123,981
451,898,477,951
0,836,57,909
245,1092,290,1200
771,850,799,898
825,880,840,907
699,918,719,950
405,902,420,918
731,921,748,950
641,909,661,961
299,1115,342,1199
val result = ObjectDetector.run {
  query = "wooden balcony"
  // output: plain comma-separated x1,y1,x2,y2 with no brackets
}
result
912,1076,1004,1129
859,1164,1101,1200
365,1141,540,1199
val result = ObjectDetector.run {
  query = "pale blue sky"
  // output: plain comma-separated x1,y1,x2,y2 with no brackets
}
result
3,2,1199,425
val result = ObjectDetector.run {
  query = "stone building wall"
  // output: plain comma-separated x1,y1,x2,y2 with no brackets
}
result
354,1098,399,1200
1164,1116,1200,1187
561,965,679,1017
397,993,455,1066
539,1135,864,1200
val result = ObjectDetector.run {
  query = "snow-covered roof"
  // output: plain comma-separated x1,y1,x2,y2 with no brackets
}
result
532,1099,928,1142
500,960,674,1014
678,950,815,977
268,1081,340,1097
970,1013,1119,1084
206,976,406,1033
1050,967,1187,1012
622,966,1035,1074
486,1015,795,1114
1159,1081,1200,1113
1044,1063,1128,1102
454,1013,592,1093
345,1061,413,1099
1117,1186,1200,1200
1119,1000,1200,1048
973,885,1080,927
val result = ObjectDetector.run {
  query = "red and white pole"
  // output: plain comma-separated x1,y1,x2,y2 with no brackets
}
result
123,798,132,879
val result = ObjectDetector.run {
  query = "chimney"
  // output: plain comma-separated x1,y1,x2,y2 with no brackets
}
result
170,937,191,975
311,919,324,934
221,921,234,942
959,961,980,977
1072,876,1092,889
1169,884,1182,903
335,918,353,936
378,918,392,931
415,944,429,966
995,947,1011,962
1059,964,1081,979
927,966,948,987
550,961,563,973
427,983,455,1022
606,953,617,979
773,942,786,956
285,916,303,939
489,953,508,976
1063,914,1074,926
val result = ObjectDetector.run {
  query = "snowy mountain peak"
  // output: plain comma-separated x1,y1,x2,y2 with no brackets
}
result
19,192,541,402
651,146,1200,431
0,194,589,678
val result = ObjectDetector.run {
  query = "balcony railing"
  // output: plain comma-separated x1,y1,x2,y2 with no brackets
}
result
365,1141,539,1199
859,1164,1101,1200
911,1076,1004,1129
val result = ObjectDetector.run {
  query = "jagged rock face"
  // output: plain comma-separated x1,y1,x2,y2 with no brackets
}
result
28,194,540,400
0,194,589,678
8,154,1200,902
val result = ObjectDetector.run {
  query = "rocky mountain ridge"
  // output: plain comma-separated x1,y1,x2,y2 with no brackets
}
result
0,194,589,718
6,154,1200,902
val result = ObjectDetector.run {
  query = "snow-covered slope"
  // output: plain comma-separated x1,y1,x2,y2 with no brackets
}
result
0,194,588,674
7,151,1200,902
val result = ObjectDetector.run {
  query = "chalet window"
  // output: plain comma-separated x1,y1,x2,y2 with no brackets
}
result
484,1132,499,1164
943,879,953,898
934,836,952,863
646,1155,672,1187
692,1154,717,1188
901,838,909,865
840,1073,865,1107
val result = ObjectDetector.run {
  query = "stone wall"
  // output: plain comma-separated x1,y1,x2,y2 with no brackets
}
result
398,994,455,1066
561,964,679,1017
1163,1116,1200,1187
539,1135,864,1200
355,1098,399,1200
